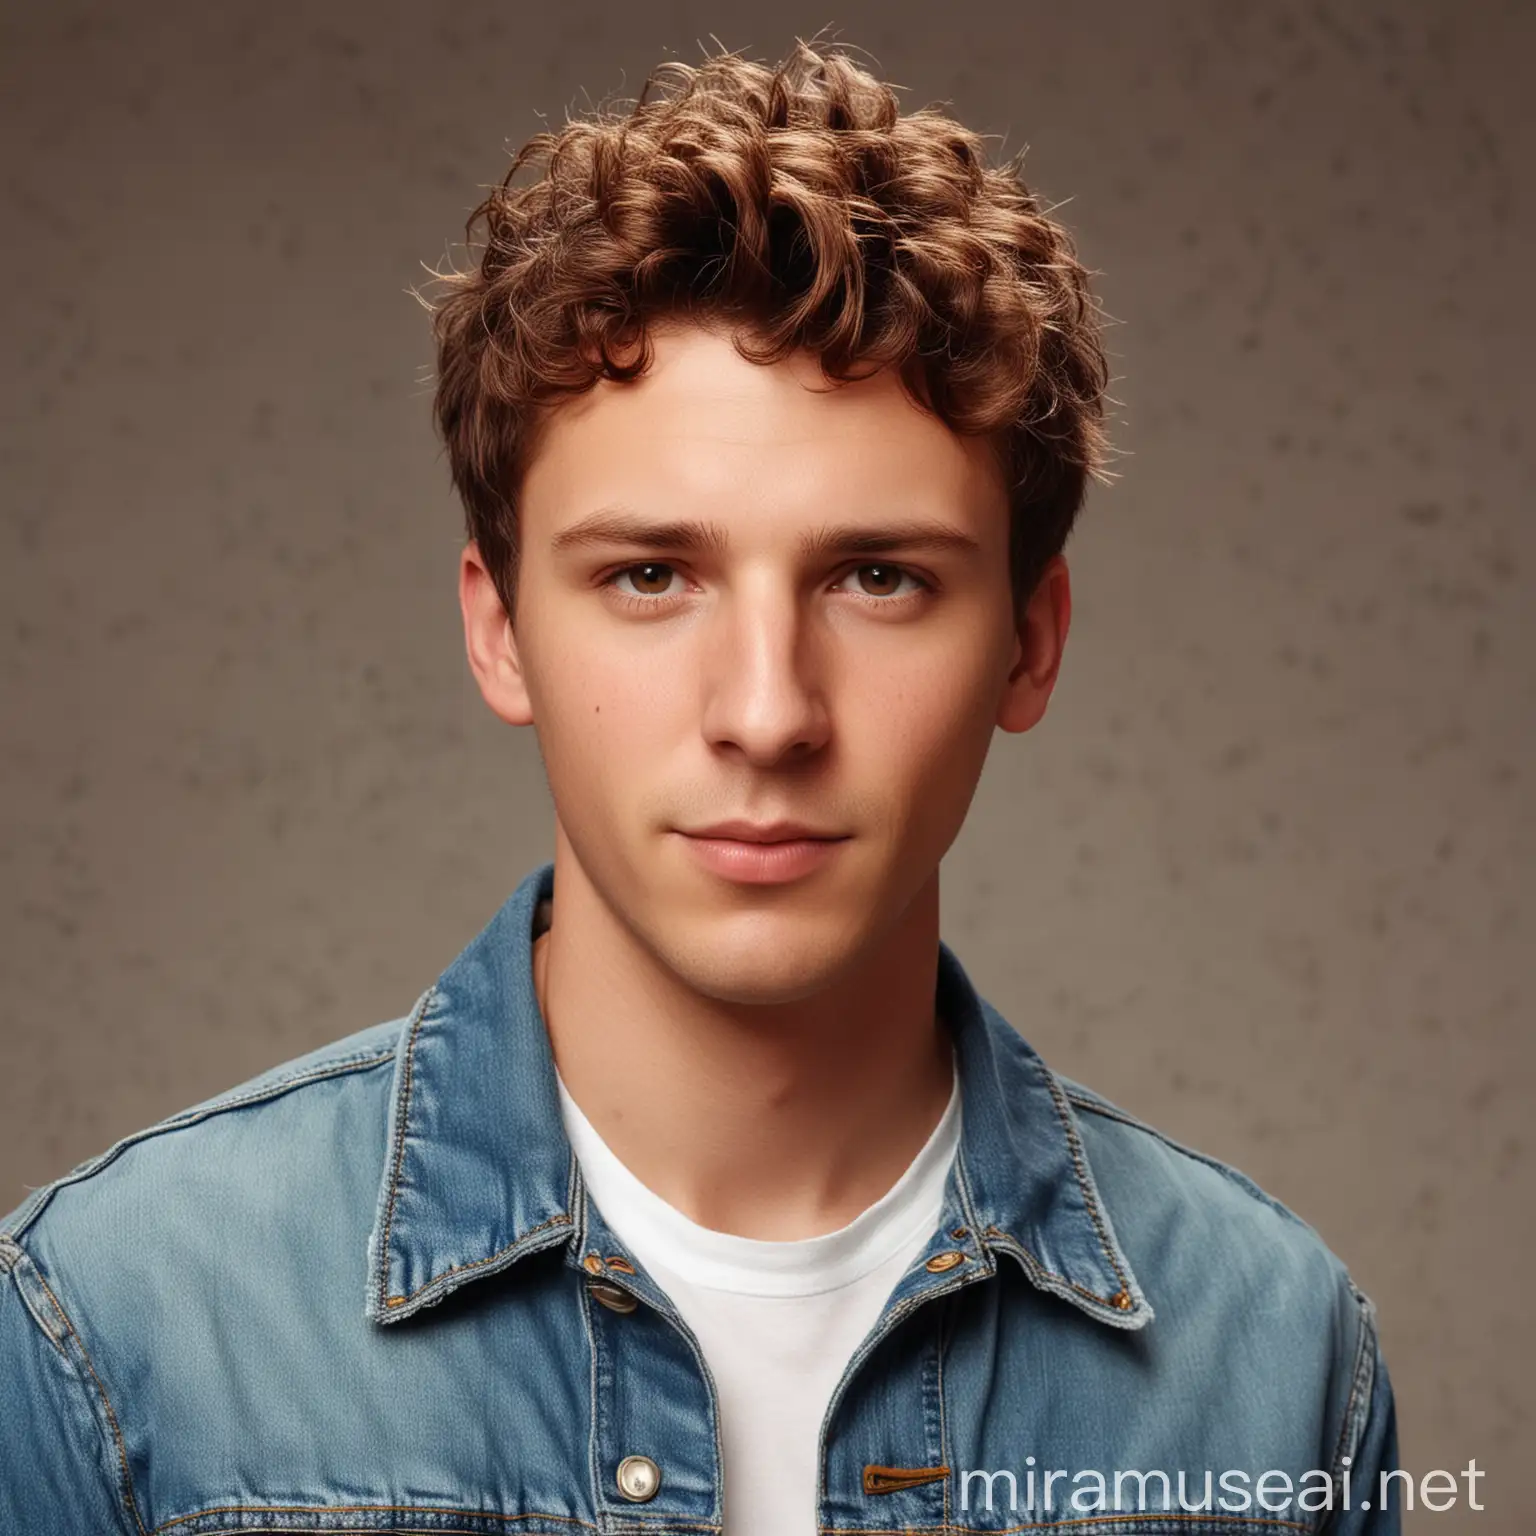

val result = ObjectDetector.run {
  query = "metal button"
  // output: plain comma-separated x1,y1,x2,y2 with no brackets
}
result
925,1250,966,1273
589,1280,638,1314
582,1254,605,1275
615,1454,661,1502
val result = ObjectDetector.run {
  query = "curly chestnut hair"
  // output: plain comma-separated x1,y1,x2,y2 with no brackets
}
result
423,39,1117,621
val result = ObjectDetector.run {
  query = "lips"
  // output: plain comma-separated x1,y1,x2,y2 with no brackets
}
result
682,820,848,844
674,827,849,883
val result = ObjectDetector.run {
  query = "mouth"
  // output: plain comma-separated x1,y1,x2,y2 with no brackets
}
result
672,828,851,883
679,822,850,844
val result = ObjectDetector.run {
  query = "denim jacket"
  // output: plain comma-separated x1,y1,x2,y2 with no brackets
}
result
1,859,1398,1534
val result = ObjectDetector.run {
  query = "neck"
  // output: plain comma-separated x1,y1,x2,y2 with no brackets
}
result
533,831,954,1240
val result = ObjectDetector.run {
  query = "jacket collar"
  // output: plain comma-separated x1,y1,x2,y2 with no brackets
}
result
365,860,1151,1330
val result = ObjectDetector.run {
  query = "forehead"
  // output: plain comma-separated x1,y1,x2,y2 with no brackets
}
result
521,323,1003,529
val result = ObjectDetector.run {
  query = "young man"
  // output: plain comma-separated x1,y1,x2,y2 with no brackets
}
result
2,41,1398,1536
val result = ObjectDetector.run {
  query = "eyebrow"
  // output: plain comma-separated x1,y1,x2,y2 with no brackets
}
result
548,508,983,559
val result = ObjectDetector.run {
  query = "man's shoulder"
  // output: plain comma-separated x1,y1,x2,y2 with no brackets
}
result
1,1013,410,1255
1048,1071,1385,1488
1059,1071,1323,1234
1055,1069,1372,1334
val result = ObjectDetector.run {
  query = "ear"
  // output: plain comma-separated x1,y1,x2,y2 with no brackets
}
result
997,554,1072,734
459,541,534,727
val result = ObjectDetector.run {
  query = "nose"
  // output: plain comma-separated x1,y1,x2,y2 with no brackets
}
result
698,571,832,768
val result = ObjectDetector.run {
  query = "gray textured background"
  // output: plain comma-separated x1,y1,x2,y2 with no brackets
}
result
1,2,1530,1530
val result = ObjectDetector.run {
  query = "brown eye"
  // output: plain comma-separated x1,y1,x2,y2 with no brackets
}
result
855,563,908,597
614,562,678,597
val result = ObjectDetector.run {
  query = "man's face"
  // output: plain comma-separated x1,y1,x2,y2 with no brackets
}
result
463,321,1066,1004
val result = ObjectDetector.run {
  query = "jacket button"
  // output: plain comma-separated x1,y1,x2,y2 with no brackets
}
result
925,1250,966,1272
616,1454,661,1502
589,1281,638,1314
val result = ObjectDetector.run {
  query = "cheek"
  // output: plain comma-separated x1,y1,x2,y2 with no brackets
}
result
863,647,999,756
527,639,685,774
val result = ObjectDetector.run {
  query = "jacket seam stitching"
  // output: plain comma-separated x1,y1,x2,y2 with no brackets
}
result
575,1178,604,1536
982,1231,1125,1309
4,1047,399,1243
936,1296,952,1526
1063,1090,1312,1232
1041,1074,1132,1299
373,986,438,1313
30,1262,148,1536
960,1115,1123,1313
8,1254,65,1351
150,1506,603,1534
1326,1282,1377,1503
954,1146,1129,1312
384,1211,574,1305
373,985,576,1311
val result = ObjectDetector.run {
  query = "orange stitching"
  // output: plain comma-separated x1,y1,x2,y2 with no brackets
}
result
1040,1071,1133,1300
982,1226,1125,1310
819,1511,1308,1534
152,1505,721,1529
385,1212,574,1306
33,1270,148,1536
151,1505,600,1534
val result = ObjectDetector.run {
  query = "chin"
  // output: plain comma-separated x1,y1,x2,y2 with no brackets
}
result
658,920,860,1006
675,961,846,1008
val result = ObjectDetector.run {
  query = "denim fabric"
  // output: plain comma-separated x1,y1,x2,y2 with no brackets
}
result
1,859,1398,1534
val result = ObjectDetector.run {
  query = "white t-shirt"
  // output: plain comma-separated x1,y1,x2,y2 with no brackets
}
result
557,1069,961,1536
